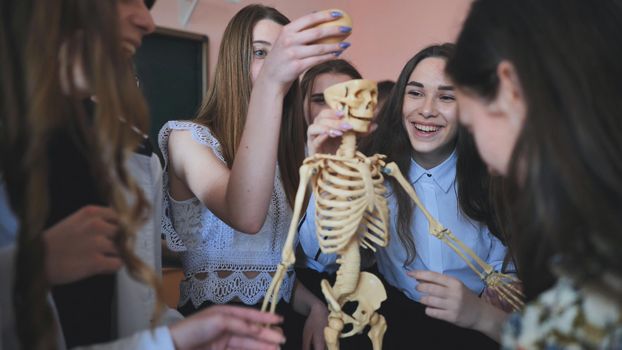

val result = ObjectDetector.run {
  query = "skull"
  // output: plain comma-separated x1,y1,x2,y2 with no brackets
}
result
324,79,378,133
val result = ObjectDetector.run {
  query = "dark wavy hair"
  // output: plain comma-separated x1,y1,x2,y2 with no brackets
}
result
446,0,622,301
361,43,505,267
376,80,395,114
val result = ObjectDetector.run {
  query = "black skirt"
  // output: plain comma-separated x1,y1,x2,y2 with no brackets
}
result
296,265,499,349
295,265,386,350
381,279,500,350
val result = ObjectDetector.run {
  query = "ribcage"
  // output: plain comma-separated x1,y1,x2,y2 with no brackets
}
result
313,153,390,254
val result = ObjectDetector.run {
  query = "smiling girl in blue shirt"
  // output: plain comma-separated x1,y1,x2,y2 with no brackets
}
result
301,43,515,349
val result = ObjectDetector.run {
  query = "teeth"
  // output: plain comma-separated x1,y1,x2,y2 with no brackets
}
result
413,123,441,132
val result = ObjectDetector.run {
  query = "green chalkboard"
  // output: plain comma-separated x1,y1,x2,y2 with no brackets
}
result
134,27,208,148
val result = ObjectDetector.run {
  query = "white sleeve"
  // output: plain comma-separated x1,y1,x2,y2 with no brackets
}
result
72,326,175,350
0,183,18,247
298,196,338,273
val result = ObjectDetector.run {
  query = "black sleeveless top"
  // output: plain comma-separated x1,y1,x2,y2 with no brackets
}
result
46,128,115,347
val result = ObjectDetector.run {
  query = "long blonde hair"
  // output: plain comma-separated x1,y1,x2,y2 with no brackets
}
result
194,4,306,208
0,1,163,348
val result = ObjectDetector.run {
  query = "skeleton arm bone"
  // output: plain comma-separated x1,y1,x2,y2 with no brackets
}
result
382,162,524,310
262,161,320,314
382,162,496,274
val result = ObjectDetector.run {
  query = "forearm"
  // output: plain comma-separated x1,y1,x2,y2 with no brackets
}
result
74,327,175,350
225,79,285,232
291,280,325,316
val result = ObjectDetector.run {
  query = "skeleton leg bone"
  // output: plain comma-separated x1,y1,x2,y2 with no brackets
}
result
325,314,344,350
368,312,387,350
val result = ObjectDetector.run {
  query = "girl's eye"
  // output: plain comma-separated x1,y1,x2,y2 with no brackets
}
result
407,90,423,98
253,49,267,59
310,95,325,104
439,94,456,102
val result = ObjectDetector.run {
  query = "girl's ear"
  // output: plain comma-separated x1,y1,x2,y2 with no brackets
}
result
488,60,527,127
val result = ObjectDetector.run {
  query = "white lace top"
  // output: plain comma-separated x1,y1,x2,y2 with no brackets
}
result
158,121,295,307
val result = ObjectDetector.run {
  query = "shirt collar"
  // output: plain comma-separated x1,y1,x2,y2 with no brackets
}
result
408,149,457,193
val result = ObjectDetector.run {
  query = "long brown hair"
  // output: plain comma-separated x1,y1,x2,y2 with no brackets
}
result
361,44,505,266
0,1,163,348
300,59,362,130
194,4,305,208
447,0,622,301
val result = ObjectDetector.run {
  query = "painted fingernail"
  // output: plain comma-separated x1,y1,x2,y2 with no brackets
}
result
328,129,343,137
335,110,345,117
340,122,353,130
330,11,342,18
339,26,352,33
333,50,343,57
339,42,351,49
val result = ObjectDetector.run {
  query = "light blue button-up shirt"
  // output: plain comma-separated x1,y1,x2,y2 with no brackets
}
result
0,183,18,247
298,150,508,301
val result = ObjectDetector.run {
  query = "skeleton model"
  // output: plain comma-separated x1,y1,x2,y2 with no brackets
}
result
262,79,524,350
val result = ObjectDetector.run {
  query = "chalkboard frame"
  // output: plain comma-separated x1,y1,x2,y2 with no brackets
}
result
134,26,209,149
152,26,209,94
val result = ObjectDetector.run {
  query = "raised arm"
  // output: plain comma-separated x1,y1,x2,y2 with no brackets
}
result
167,12,349,234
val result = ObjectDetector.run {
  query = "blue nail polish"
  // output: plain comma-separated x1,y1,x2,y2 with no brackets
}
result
339,42,351,49
340,122,353,130
333,50,343,57
339,26,352,33
329,129,343,137
330,11,342,18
